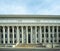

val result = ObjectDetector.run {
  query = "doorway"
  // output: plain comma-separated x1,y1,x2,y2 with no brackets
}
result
28,34,31,43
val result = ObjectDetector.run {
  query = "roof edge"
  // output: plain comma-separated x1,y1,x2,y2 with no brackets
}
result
0,15,60,18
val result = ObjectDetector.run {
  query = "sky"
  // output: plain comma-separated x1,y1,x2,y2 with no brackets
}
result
0,0,60,15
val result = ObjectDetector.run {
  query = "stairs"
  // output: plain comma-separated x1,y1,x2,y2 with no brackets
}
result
16,44,46,48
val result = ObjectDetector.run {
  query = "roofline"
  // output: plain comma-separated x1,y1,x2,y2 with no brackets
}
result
0,15,60,18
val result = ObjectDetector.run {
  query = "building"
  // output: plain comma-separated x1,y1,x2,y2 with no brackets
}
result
0,15,60,48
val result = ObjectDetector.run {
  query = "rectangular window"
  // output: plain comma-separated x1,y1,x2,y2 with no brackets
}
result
10,34,12,38
54,40,56,42
20,41,22,43
46,40,48,43
10,28,12,32
42,34,44,38
42,39,44,43
5,27,7,32
20,29,21,32
14,40,16,43
50,34,52,38
10,41,13,43
20,34,22,38
14,34,16,38
59,40,60,42
42,27,44,32
28,34,31,43
5,34,7,38
58,26,60,32
59,34,60,37
14,29,16,32
1,40,3,44
1,34,3,38
46,34,48,38
50,26,52,32
54,34,56,37
51,40,52,43
37,34,38,38
5,41,7,44
54,28,56,32
28,29,31,32
46,26,48,32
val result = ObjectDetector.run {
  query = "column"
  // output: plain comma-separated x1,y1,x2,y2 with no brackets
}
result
17,26,19,43
12,26,14,44
31,26,32,44
44,26,46,43
57,26,58,43
52,26,54,43
22,26,23,43
26,26,28,44
40,26,42,43
3,26,5,44
48,26,50,43
35,26,37,44
8,26,10,44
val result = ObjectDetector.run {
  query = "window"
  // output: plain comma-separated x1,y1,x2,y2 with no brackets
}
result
50,34,52,38
50,26,52,32
51,40,52,43
54,28,56,32
59,40,60,42
33,26,35,29
10,41,13,43
14,29,16,32
20,34,22,38
0,29,3,32
46,34,48,38
42,34,44,38
14,27,16,32
20,41,22,43
42,27,44,32
37,40,39,43
37,34,38,38
10,28,12,32
5,34,7,38
28,34,31,43
5,27,7,32
37,27,39,32
1,40,3,44
14,40,16,43
58,26,60,32
46,28,48,32
28,29,30,32
10,34,12,38
46,40,48,43
59,34,60,37
5,41,7,43
1,34,3,38
19,27,21,30
54,34,56,37
46,26,48,32
54,40,56,42
20,29,21,32
42,39,44,43
14,34,16,38
37,29,38,32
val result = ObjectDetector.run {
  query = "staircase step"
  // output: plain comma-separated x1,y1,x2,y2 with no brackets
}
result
16,44,45,47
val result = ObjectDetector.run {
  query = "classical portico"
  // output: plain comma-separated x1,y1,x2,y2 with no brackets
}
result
0,15,60,48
